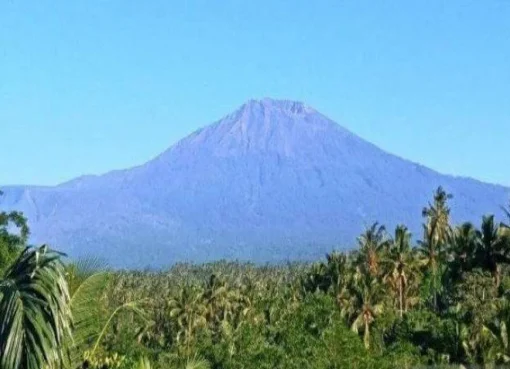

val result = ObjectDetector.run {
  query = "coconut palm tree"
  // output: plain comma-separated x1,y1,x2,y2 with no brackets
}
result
448,222,479,284
325,251,352,311
475,215,510,289
419,187,453,306
356,222,390,277
385,225,419,318
422,186,453,246
344,272,386,349
203,274,244,325
168,285,208,355
0,245,72,369
202,273,251,354
301,262,331,293
326,251,349,289
418,216,451,311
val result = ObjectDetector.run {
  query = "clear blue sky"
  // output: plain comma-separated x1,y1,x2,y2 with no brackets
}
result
1,1,509,186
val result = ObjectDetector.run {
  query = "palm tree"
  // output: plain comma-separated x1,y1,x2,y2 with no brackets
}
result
448,222,479,283
203,274,242,326
202,273,251,355
418,222,446,311
422,186,453,246
0,245,72,369
325,251,352,310
168,285,208,355
357,222,390,277
475,215,510,288
326,252,349,288
418,187,453,310
385,225,419,318
344,272,386,349
301,262,330,293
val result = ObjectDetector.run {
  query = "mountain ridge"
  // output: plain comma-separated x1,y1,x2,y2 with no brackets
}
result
1,98,508,268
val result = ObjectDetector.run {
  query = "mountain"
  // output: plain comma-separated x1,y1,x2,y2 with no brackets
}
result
1,98,509,268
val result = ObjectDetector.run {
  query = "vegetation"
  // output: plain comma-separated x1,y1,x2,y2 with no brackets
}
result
2,186,510,368
0,190,29,274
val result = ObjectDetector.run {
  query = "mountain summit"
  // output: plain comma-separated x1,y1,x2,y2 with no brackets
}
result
161,98,349,159
1,99,509,267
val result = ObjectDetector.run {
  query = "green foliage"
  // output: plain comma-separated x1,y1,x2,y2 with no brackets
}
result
0,245,72,369
81,187,508,368
201,293,384,369
134,356,152,369
69,270,112,366
82,350,128,369
0,209,29,274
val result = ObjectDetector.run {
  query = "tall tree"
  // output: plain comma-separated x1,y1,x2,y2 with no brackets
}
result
357,222,390,277
344,272,386,349
448,222,479,283
325,251,352,310
385,225,419,318
419,186,453,311
475,215,510,288
422,186,453,246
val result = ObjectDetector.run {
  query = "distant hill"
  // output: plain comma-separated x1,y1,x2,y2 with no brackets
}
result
1,98,508,267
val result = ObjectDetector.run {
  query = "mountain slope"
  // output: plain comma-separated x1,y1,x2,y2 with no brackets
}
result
1,98,508,267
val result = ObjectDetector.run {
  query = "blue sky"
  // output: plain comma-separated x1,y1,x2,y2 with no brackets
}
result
0,1,509,186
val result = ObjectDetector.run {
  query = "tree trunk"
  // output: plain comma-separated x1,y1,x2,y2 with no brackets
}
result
187,318,192,356
495,265,501,289
399,278,403,318
432,261,438,311
364,318,370,349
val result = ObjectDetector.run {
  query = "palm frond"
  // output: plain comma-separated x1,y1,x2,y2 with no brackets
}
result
68,271,111,366
185,355,211,369
66,256,108,296
0,245,72,369
135,356,152,369
90,299,150,356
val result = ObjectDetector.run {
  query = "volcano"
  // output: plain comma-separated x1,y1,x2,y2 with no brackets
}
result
1,98,508,267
